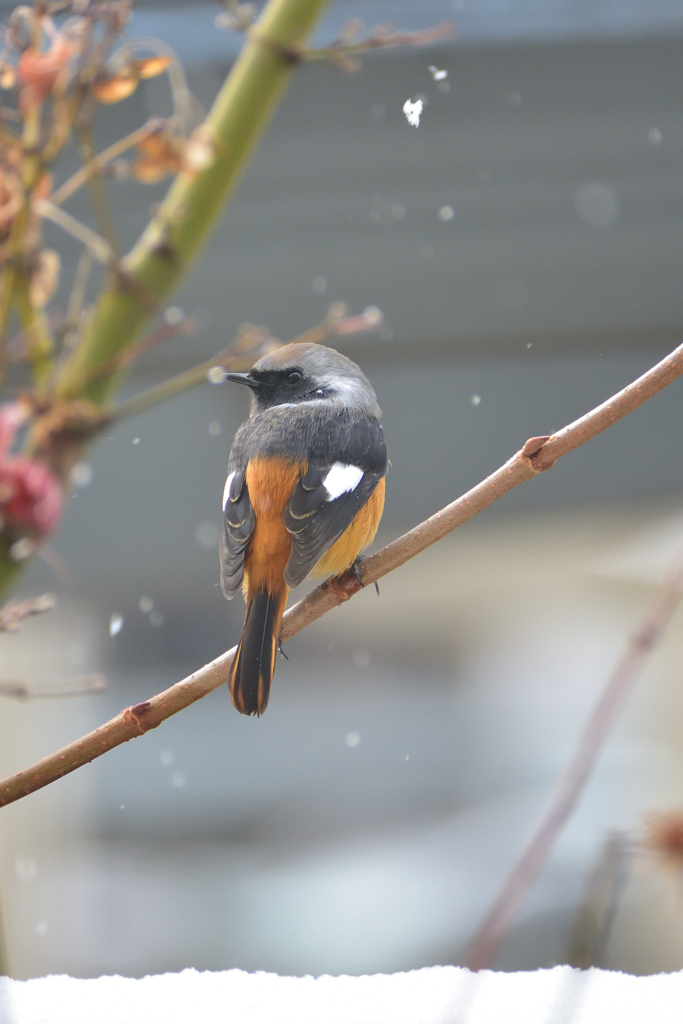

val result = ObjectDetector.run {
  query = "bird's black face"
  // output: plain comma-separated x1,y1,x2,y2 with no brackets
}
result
226,366,329,409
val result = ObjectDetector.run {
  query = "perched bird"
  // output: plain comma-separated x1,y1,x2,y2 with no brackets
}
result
220,342,387,716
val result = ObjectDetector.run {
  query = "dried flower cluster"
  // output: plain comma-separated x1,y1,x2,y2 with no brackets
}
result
0,1,221,550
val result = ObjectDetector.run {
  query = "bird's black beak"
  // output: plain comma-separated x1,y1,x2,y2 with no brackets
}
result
225,372,261,391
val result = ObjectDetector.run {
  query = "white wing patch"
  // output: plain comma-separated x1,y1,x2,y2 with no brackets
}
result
222,471,235,510
323,463,364,501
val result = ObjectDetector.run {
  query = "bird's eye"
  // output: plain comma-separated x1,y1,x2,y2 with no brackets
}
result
287,370,303,385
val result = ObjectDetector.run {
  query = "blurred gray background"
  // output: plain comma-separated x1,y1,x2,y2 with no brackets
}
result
2,0,683,981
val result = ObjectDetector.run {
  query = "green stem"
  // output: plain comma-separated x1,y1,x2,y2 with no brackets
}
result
14,280,54,390
56,0,331,406
0,537,24,602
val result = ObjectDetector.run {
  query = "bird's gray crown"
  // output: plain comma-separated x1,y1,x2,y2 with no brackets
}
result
242,342,382,418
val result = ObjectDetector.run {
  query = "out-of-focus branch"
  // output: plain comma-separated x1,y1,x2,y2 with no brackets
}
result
32,199,114,263
1,341,683,807
49,120,164,206
109,303,383,422
65,313,202,397
465,540,683,972
76,129,121,258
0,592,55,632
0,674,106,700
110,327,275,424
302,20,454,72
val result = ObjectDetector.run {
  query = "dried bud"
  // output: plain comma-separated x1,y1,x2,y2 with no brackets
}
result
91,67,138,104
29,249,61,309
0,64,16,90
643,811,683,868
132,128,182,182
182,124,217,173
135,55,172,80
131,158,177,184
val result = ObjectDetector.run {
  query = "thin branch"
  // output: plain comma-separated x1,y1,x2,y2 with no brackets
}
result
76,128,121,258
302,21,455,71
464,541,683,971
109,338,263,423
64,313,201,396
0,674,106,700
49,122,158,206
32,199,114,263
1,341,683,807
0,593,55,632
124,38,193,131
109,304,383,422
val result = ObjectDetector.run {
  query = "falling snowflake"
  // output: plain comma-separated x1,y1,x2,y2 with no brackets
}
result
402,98,423,127
109,614,123,637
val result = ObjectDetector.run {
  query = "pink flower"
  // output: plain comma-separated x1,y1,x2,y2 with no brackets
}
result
0,458,62,535
0,403,62,537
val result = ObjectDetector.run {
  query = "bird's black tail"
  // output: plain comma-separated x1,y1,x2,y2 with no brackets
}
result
228,587,287,716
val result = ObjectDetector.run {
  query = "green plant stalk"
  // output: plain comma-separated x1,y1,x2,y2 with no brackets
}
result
56,0,331,405
0,537,23,599
15,280,54,390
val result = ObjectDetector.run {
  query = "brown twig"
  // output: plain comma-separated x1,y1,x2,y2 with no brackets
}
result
33,199,114,263
464,541,683,971
0,593,55,632
1,341,683,807
0,674,106,700
63,313,201,398
302,21,455,72
49,123,158,206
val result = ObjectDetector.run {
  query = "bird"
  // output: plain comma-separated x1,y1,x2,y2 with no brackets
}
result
220,342,387,716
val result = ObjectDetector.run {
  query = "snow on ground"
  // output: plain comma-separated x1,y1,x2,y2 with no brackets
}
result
2,966,683,1024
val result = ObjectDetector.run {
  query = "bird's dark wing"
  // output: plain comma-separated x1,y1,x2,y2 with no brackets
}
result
283,419,386,587
220,469,255,599
284,466,383,587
